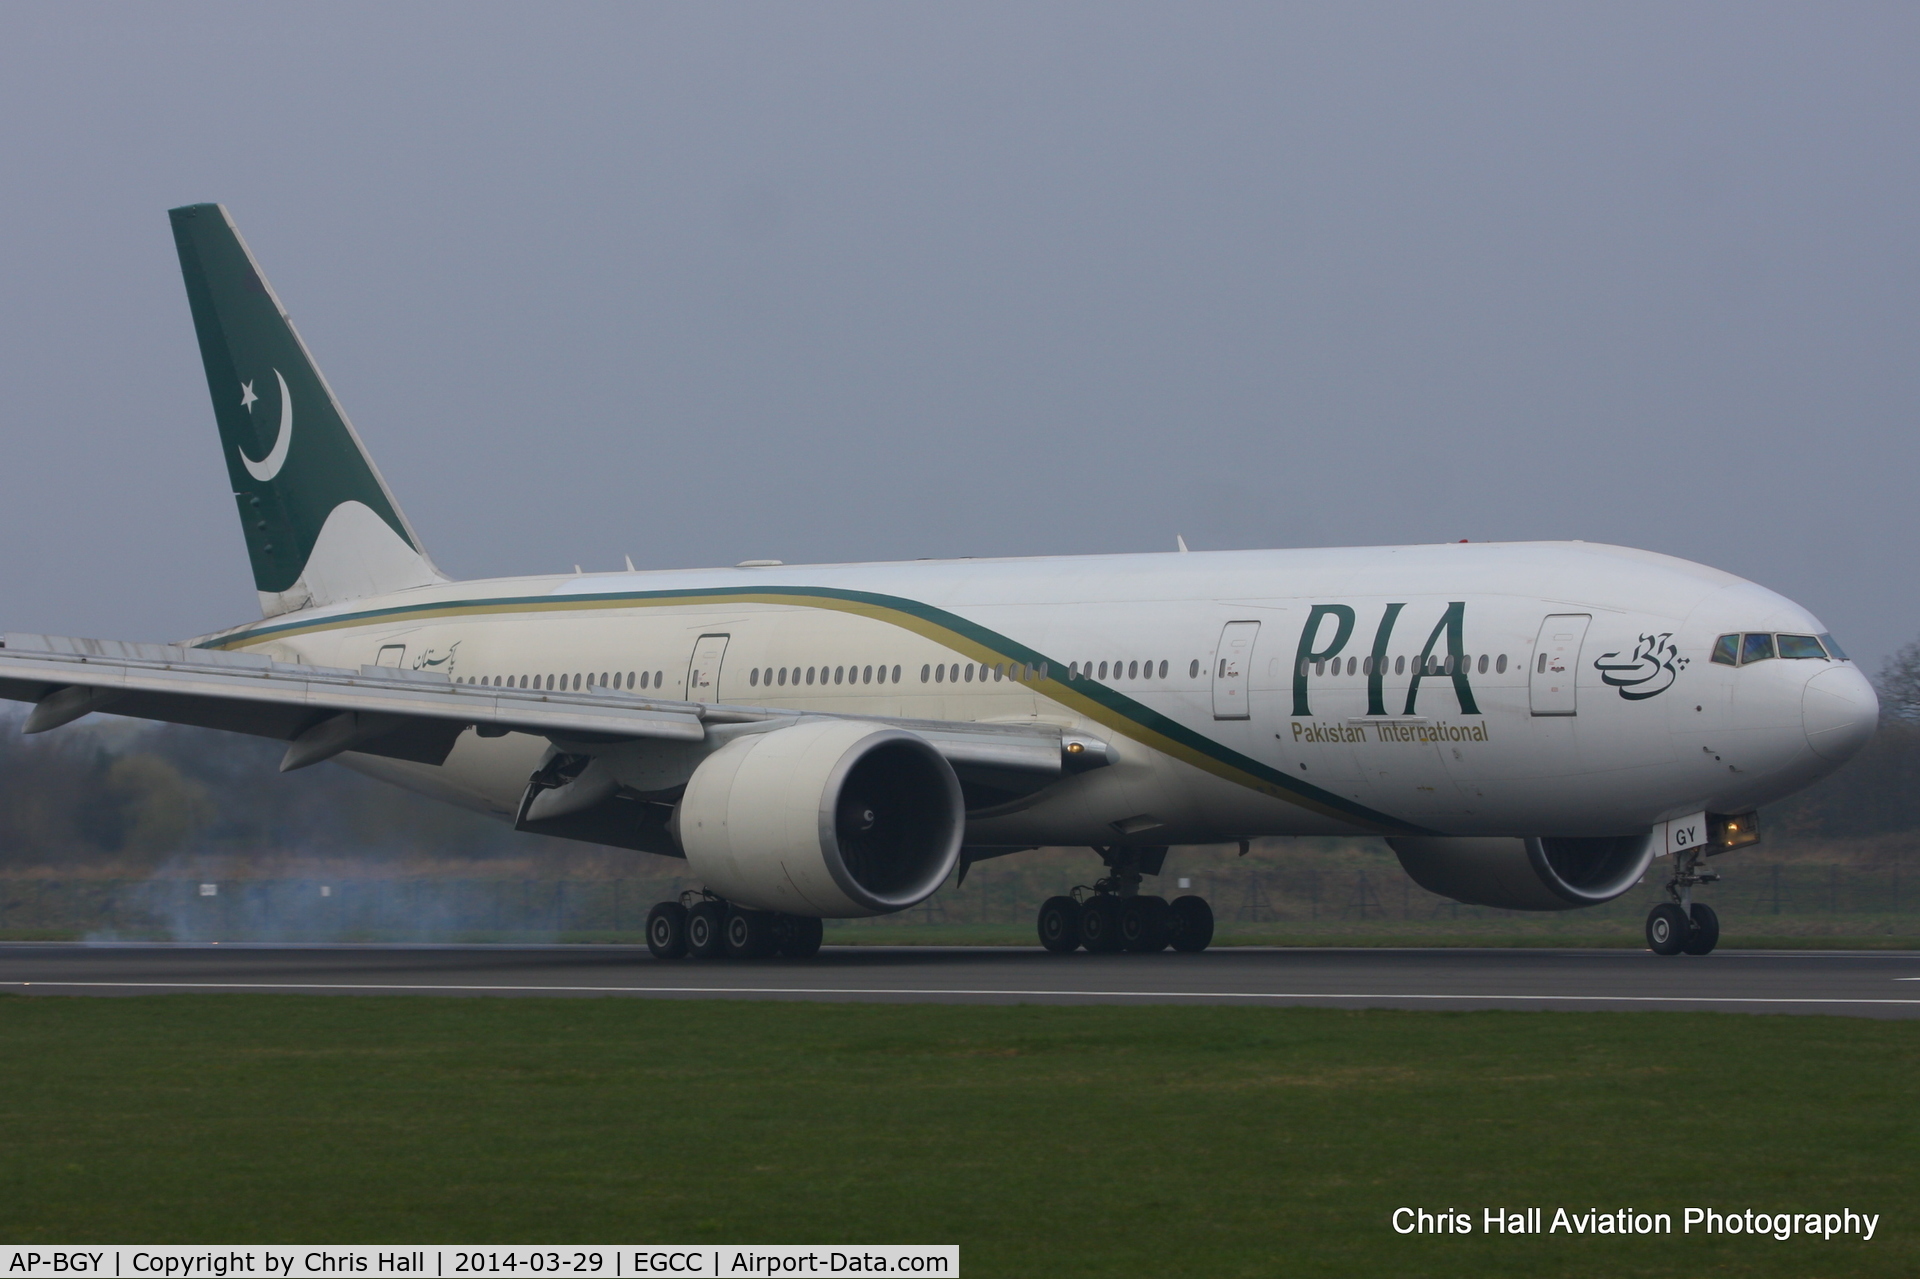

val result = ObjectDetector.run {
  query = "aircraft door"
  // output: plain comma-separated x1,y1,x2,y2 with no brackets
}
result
685,633,730,704
1212,621,1260,720
1529,615,1590,716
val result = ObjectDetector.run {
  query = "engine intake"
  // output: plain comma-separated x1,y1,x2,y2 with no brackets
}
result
676,720,964,917
1386,833,1657,912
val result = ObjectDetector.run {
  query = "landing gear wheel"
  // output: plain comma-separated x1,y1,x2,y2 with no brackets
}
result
1168,895,1214,953
645,901,688,959
1646,902,1690,956
686,901,728,959
1079,896,1125,953
775,914,824,959
725,908,778,959
1120,895,1171,952
1037,896,1083,953
1683,903,1720,956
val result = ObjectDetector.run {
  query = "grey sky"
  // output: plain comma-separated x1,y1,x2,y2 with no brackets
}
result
2,4,1915,666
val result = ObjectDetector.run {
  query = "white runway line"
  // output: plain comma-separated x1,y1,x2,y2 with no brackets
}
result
4,979,1920,1006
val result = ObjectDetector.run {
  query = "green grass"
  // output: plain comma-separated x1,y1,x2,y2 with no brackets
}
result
0,996,1913,1276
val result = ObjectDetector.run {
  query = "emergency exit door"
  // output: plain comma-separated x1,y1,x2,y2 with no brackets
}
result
1212,621,1260,720
685,634,730,703
1529,615,1590,716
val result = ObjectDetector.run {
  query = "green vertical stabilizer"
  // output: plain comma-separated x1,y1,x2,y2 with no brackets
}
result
169,204,440,615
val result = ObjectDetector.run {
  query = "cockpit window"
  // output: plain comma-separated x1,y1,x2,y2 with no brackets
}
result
1818,633,1848,661
1711,635,1739,666
1777,634,1827,660
1740,633,1776,664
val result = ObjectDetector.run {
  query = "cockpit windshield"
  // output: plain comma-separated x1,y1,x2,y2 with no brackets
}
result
1713,632,1842,666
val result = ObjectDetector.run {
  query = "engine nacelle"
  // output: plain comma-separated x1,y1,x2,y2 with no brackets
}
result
676,719,964,917
1386,833,1657,912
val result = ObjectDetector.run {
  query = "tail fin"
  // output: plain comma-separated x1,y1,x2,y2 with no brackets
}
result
169,204,443,616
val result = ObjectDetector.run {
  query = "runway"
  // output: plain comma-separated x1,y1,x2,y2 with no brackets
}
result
3,943,1919,1015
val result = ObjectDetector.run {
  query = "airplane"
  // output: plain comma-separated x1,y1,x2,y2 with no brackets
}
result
0,205,1880,960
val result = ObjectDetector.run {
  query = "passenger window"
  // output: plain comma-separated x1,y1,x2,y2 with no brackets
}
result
1496,654,1506,674
1777,634,1826,660
1098,661,1108,679
1740,633,1776,665
1710,635,1739,665
1395,656,1406,675
835,666,845,684
1536,653,1547,674
1818,633,1848,661
891,665,902,683
1477,654,1488,674
863,665,873,684
655,671,663,689
1159,660,1168,678
1125,661,1135,679
1189,659,1200,678
934,665,944,683
807,667,817,685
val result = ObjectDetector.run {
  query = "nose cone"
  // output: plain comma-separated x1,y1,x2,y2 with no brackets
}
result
1804,665,1878,763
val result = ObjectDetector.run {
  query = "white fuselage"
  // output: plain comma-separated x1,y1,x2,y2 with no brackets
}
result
197,539,1875,848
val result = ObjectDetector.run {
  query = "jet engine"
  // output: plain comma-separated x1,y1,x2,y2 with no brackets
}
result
675,719,965,917
1386,833,1657,912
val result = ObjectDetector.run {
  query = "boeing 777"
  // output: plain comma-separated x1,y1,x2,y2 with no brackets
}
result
0,205,1879,959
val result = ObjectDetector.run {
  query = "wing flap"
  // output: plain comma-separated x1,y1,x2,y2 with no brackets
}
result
0,635,1110,783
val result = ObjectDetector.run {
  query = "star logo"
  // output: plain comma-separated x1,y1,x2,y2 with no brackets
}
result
240,380,258,412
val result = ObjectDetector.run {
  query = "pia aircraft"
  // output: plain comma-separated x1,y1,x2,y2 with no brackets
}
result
0,205,1879,959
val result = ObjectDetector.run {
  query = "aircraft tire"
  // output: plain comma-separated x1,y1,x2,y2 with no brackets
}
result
687,901,728,959
1168,895,1215,953
1683,903,1721,956
1037,896,1082,953
776,914,824,959
725,907,778,959
645,901,689,960
1645,903,1690,956
1079,896,1124,953
1121,895,1171,952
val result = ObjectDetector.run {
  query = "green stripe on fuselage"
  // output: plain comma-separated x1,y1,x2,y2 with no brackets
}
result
203,584,1432,835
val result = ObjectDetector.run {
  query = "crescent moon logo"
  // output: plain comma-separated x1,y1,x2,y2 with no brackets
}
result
239,369,293,482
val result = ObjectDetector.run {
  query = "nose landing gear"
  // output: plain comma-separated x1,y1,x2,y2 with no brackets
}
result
1035,846,1215,954
1646,847,1722,956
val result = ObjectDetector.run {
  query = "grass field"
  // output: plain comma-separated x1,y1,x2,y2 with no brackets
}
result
0,995,1912,1277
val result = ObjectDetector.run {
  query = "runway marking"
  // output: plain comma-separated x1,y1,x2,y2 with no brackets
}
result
4,980,1920,1006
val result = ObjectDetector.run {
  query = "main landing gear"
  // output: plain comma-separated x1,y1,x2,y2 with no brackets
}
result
1037,846,1215,955
646,892,824,961
1645,846,1722,956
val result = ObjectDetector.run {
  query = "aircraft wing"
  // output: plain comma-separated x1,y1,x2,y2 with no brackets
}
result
0,633,1107,781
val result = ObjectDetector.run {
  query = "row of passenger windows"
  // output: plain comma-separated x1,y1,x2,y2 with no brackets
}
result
751,665,903,687
923,662,1046,683
1070,660,1172,681
457,671,665,691
1305,653,1509,677
1711,633,1843,666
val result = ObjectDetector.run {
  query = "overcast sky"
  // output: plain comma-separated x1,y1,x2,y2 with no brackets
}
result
2,4,1915,666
